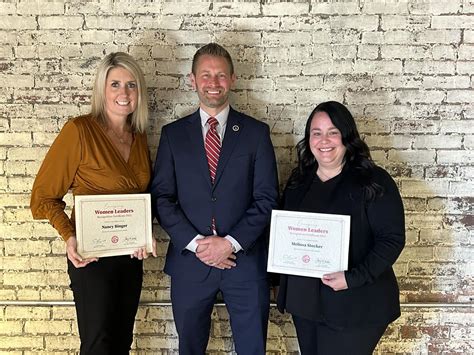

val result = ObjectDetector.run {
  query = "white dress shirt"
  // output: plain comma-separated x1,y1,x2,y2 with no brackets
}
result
185,106,243,254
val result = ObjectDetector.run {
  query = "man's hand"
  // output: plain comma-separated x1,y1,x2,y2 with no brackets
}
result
131,238,158,260
66,236,98,268
196,236,236,269
321,271,348,291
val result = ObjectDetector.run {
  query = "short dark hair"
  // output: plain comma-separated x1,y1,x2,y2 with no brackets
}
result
192,43,234,75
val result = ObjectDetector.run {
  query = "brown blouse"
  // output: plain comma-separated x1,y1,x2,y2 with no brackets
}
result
30,114,151,241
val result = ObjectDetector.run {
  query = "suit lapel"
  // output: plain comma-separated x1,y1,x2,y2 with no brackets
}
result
213,108,242,187
185,110,213,188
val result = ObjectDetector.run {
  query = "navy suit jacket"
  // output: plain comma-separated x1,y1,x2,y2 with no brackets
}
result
151,107,279,282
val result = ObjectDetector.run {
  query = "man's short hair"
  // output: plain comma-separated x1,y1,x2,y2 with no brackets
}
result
192,43,234,75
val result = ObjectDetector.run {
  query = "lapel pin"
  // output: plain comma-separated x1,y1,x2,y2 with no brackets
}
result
232,125,239,132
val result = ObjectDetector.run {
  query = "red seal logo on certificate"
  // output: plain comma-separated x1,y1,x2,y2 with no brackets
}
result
302,255,310,263
111,236,119,244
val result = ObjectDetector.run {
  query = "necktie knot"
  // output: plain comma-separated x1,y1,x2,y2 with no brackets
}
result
207,116,218,129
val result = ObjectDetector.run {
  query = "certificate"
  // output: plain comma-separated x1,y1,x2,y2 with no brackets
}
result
74,193,153,258
267,210,350,278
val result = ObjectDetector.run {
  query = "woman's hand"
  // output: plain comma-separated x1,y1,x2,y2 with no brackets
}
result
131,238,158,260
66,236,98,268
322,271,348,291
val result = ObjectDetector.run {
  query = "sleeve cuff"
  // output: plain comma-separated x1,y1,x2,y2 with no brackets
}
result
185,234,205,253
224,235,242,253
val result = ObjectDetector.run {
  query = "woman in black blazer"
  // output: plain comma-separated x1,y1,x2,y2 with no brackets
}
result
277,101,405,354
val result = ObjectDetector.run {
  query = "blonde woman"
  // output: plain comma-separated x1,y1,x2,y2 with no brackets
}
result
31,52,156,355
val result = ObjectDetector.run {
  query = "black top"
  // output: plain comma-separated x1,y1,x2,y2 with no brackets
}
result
277,164,405,328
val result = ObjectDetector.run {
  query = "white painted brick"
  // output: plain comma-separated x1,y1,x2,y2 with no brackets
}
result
0,46,14,59
362,30,411,44
311,2,361,15
0,2,15,14
413,135,463,149
440,120,474,134
162,2,210,15
357,44,379,59
330,15,379,31
389,149,437,164
464,135,474,149
262,3,309,16
365,135,414,149
17,0,64,15
0,75,34,88
164,30,211,45
280,17,329,31
81,30,114,43
393,120,439,134
396,90,445,104
416,29,462,44
357,119,392,135
263,32,312,47
404,60,455,75
213,2,260,16
233,17,280,31
432,45,456,60
438,150,474,164
274,76,323,90
85,15,133,30
133,15,183,30
446,90,474,103
346,90,396,105
0,15,37,30
113,0,162,14
234,78,274,91
422,76,470,89
0,30,18,44
381,45,429,59
354,59,403,74
409,1,462,15
432,15,474,28
372,75,422,89
331,45,357,59
38,16,83,29
302,60,353,75
381,15,430,30
465,30,474,43
456,61,474,74
296,90,344,105
363,1,409,15
324,75,371,90
458,44,474,60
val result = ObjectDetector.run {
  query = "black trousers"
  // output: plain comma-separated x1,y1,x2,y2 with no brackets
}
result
67,256,143,355
292,314,388,355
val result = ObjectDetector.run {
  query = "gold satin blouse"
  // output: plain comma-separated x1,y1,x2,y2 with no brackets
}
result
30,114,151,241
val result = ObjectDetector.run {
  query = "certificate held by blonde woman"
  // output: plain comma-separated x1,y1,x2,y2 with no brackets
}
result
75,193,153,258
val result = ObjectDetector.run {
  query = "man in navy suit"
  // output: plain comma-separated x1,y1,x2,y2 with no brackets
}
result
150,43,279,354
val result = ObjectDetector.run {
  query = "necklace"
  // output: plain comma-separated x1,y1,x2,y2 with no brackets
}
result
108,127,129,144
317,165,343,182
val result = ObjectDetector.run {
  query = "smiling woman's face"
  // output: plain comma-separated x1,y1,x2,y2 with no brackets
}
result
309,111,346,170
104,66,138,121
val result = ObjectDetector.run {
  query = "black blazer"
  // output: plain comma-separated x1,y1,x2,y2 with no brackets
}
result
277,165,405,327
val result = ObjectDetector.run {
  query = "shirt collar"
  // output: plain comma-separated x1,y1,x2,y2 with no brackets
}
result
200,105,230,128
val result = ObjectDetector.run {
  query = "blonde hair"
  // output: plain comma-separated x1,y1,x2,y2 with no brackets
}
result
91,52,148,133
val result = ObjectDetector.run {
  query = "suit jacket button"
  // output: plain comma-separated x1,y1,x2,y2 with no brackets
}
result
211,196,217,202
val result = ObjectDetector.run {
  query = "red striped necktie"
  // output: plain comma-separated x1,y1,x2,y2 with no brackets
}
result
205,116,221,184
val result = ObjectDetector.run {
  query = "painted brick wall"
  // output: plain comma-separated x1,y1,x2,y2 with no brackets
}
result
0,0,472,353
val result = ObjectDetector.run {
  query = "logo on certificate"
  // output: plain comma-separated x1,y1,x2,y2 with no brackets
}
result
111,236,119,244
302,255,310,263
